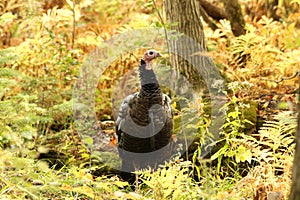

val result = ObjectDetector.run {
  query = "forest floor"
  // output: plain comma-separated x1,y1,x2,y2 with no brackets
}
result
0,0,299,199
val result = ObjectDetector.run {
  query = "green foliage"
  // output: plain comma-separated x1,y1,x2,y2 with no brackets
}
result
233,111,296,198
232,18,299,83
291,0,300,5
0,150,129,199
0,0,298,199
0,48,18,66
0,93,47,148
210,81,256,174
248,111,296,165
0,12,17,24
140,160,197,199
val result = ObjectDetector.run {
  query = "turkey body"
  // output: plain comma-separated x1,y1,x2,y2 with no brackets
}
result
116,59,173,173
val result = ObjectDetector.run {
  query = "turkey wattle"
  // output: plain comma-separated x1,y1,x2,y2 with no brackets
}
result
116,49,174,173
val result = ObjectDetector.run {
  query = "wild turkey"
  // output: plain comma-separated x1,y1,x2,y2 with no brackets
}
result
116,49,174,178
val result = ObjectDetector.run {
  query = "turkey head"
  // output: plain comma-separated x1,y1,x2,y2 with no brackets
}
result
142,49,162,70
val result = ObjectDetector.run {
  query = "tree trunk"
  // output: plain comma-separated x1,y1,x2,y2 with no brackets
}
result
164,0,226,159
164,0,215,92
221,0,246,36
289,73,300,199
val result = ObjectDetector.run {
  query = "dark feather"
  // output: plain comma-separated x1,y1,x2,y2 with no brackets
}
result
116,59,174,173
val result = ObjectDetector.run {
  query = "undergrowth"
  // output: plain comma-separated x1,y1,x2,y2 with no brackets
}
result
0,0,298,199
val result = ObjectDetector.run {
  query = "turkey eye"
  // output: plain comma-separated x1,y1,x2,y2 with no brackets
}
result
149,51,154,55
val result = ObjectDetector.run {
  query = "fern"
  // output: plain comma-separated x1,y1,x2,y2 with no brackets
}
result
0,48,18,66
139,160,197,199
250,111,296,164
229,111,297,199
230,25,263,56
0,93,52,148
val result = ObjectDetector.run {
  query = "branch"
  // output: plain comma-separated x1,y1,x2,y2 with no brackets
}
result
152,0,170,55
198,0,229,21
260,70,300,83
198,3,218,31
71,0,76,49
221,0,246,36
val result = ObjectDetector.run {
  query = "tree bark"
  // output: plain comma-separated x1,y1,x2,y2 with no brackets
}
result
289,72,300,199
164,0,226,159
221,0,246,36
164,0,215,92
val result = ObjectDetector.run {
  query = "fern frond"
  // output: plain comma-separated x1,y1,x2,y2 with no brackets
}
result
250,111,296,163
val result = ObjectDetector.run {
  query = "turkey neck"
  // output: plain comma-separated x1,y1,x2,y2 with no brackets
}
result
139,59,162,103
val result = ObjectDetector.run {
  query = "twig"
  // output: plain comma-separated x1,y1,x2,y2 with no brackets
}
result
260,70,300,83
152,0,170,55
71,0,76,49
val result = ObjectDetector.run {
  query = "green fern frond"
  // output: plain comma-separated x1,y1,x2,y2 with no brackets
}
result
139,160,195,199
0,48,19,66
251,111,296,163
0,68,22,78
230,25,264,56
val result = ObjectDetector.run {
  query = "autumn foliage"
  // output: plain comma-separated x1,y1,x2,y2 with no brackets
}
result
0,0,299,199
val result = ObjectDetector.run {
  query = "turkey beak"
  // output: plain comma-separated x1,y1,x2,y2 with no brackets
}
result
156,52,162,58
